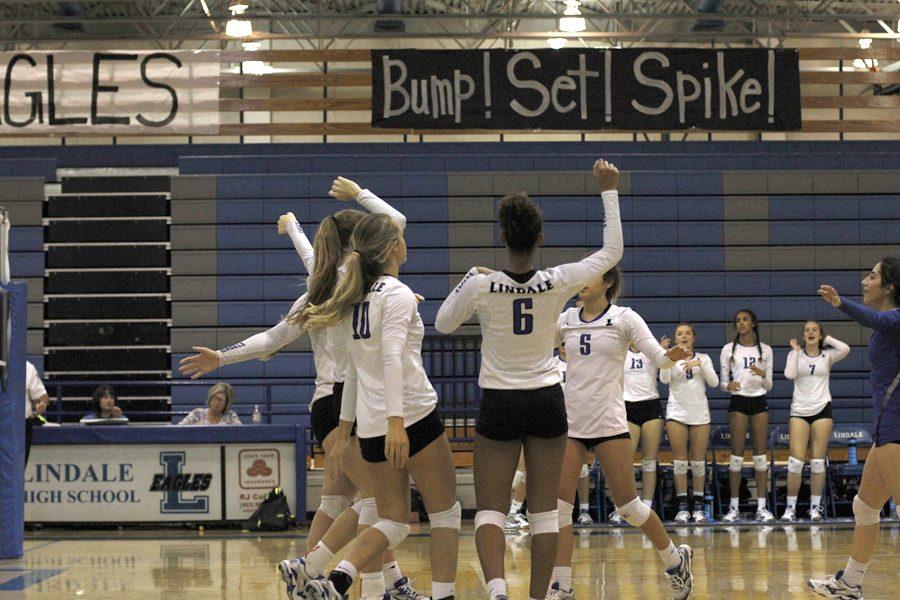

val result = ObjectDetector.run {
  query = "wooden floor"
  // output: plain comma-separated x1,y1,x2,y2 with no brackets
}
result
4,523,899,599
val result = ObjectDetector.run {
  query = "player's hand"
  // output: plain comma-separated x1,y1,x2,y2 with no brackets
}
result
727,381,742,392
475,266,494,275
749,365,766,377
385,417,409,469
592,159,619,191
329,176,362,201
817,285,842,307
683,359,702,372
660,336,671,349
789,338,801,352
277,212,297,235
666,345,690,362
413,293,425,304
178,346,220,379
327,434,350,482
110,406,123,418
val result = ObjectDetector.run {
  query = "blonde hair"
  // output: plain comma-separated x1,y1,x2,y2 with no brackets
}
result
207,383,235,412
295,213,401,329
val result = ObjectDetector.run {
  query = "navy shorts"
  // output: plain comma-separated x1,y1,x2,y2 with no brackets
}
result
477,384,568,441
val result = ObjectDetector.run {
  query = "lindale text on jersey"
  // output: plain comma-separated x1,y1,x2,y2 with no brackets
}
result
489,279,554,294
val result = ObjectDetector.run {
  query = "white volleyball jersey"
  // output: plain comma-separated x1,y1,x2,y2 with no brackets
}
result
623,351,660,402
556,304,673,439
435,190,622,390
342,276,437,438
557,356,568,389
785,336,851,417
216,295,335,406
660,353,718,425
720,342,774,397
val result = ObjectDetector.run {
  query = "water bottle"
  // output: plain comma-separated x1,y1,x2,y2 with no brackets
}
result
705,494,714,521
847,437,858,466
252,404,262,424
889,497,897,520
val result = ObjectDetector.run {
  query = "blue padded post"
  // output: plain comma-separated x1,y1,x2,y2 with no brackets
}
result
0,281,27,559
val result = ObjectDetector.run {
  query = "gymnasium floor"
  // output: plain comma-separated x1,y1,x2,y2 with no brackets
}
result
3,523,899,599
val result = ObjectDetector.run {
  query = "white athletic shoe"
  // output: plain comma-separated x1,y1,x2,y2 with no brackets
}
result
721,507,741,523
780,507,796,522
808,571,863,599
608,510,622,525
809,505,825,522
546,582,576,599
386,577,429,600
506,512,528,531
279,558,316,600
692,510,709,524
304,578,346,600
756,508,775,523
576,511,594,526
674,510,691,524
665,544,694,600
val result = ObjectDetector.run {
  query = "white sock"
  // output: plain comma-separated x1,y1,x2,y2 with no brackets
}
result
487,577,508,600
579,503,589,513
786,496,797,511
658,541,681,570
841,557,868,587
360,572,385,597
383,561,403,587
303,541,334,577
509,500,523,514
551,566,572,591
811,495,822,509
729,497,739,511
334,559,358,580
642,498,653,508
432,581,455,599
757,497,767,511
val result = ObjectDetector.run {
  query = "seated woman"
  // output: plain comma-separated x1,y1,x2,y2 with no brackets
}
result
80,385,129,424
178,383,241,426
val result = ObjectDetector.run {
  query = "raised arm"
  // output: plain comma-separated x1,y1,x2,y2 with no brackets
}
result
784,348,799,380
627,310,681,370
824,335,851,364
820,285,900,334
330,177,407,230
700,354,720,388
556,160,623,289
435,267,482,334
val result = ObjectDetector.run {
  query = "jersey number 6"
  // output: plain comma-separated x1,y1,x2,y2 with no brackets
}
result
512,298,533,335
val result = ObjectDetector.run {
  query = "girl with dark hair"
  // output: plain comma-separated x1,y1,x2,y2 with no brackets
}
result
548,270,695,600
781,321,849,522
719,308,775,523
179,179,425,600
435,160,631,600
661,323,718,524
809,258,900,600
295,213,458,600
81,385,126,422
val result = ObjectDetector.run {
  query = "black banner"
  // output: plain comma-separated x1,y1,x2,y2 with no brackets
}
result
371,48,801,131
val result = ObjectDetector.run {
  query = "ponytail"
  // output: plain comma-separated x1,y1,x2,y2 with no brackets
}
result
307,209,366,306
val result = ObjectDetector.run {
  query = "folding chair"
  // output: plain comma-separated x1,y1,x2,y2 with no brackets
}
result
825,423,874,519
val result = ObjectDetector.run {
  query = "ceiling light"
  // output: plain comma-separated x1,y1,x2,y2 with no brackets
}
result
559,1,586,33
229,1,249,14
226,18,252,37
858,31,872,49
547,37,568,49
242,41,261,51
242,60,274,75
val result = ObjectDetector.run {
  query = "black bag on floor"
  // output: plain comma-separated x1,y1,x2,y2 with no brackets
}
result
244,488,296,531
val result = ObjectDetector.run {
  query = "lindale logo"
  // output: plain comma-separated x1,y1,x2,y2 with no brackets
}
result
149,451,211,514
239,449,280,490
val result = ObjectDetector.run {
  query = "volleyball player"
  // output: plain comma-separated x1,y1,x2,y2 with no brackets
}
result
661,323,718,524
435,159,624,600
295,213,459,600
548,268,694,600
719,309,775,523
808,258,900,599
781,322,849,522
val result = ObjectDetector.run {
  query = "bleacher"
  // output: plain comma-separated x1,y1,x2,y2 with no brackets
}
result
1,141,897,431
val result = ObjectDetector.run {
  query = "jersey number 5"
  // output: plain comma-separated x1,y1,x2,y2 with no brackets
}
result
579,333,591,355
513,298,533,335
352,302,371,339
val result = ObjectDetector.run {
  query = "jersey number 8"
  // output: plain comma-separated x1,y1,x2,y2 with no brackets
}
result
512,298,533,335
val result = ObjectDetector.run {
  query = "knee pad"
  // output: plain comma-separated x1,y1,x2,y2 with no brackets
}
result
853,495,881,527
673,460,689,476
729,455,744,473
690,460,706,479
371,519,410,549
357,497,379,526
512,470,526,489
617,497,651,528
474,510,506,532
753,454,768,472
787,456,804,474
810,458,826,474
557,499,574,528
318,495,353,520
580,463,589,479
641,459,657,473
428,501,462,531
526,510,559,535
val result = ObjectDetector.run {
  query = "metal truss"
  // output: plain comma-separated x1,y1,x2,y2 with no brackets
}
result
0,1,897,48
